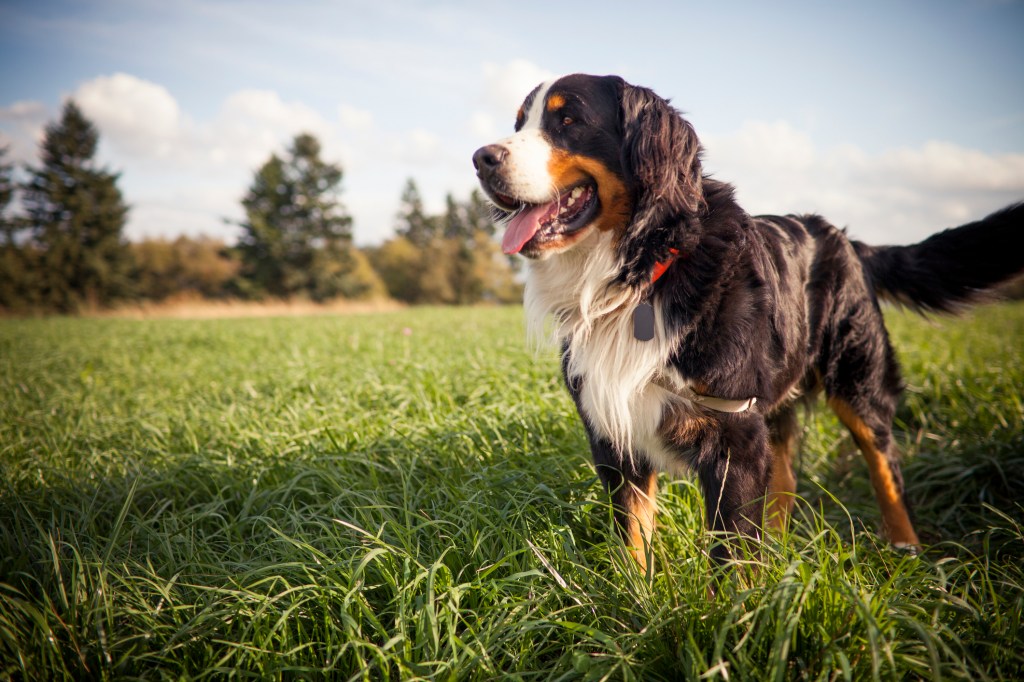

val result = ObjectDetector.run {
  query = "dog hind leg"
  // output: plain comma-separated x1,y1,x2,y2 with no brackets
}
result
828,396,920,548
821,315,920,548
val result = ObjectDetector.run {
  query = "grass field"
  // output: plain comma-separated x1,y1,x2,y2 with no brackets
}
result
1,302,1023,680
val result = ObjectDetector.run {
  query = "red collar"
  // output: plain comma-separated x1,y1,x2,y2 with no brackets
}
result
650,248,681,285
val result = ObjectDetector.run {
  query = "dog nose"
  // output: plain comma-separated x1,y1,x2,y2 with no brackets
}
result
473,144,508,172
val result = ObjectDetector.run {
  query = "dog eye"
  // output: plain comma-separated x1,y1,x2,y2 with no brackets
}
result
562,116,574,126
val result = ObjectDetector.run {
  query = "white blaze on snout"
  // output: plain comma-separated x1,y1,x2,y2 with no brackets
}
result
494,81,555,204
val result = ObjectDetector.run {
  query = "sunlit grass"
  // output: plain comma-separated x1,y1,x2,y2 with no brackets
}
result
1,303,1022,679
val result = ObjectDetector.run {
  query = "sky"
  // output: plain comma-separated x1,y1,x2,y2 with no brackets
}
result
1,0,1022,247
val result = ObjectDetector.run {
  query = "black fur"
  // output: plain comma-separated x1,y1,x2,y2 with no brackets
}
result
853,203,1024,313
476,73,1024,563
618,80,705,288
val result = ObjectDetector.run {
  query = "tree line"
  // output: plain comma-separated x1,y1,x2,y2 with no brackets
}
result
0,101,520,314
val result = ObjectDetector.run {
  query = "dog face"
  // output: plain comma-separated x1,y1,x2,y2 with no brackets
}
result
473,74,705,268
473,74,633,259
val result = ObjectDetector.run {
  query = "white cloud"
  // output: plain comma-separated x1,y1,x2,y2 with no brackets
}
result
702,121,1024,244
219,89,326,133
5,70,1019,249
338,104,373,131
0,100,48,122
468,59,554,142
50,75,346,239
393,128,442,164
0,100,49,163
129,188,244,241
210,89,342,169
872,141,1024,192
705,120,817,171
1,73,483,243
469,111,495,139
70,74,350,174
74,73,183,160
481,59,553,113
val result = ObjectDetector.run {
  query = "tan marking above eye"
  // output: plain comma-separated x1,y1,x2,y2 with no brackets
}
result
546,93,566,111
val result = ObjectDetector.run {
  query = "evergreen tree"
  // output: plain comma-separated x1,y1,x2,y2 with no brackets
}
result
441,193,476,303
463,189,497,238
237,133,374,300
394,179,437,248
0,145,15,242
374,182,522,305
0,146,34,312
20,101,132,312
0,146,20,250
442,193,468,240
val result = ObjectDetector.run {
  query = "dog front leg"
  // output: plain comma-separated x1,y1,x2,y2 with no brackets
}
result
561,345,658,572
696,415,772,564
590,439,659,574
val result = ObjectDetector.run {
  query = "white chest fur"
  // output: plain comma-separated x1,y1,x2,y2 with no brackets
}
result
524,232,692,472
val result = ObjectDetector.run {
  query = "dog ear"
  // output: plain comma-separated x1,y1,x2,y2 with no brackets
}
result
618,83,705,286
621,83,704,217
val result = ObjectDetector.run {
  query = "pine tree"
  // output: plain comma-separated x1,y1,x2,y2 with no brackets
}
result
375,182,521,305
20,101,132,312
443,193,468,240
0,145,17,246
0,146,34,312
440,193,475,303
237,133,376,300
394,179,437,248
463,189,497,238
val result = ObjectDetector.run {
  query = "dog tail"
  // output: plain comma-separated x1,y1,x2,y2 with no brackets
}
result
853,202,1024,314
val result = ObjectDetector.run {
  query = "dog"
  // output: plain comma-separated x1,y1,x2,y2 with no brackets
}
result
473,73,1024,569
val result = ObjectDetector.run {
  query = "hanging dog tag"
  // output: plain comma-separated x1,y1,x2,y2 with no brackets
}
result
633,301,655,341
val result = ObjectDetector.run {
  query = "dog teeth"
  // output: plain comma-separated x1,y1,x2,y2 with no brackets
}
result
562,187,585,212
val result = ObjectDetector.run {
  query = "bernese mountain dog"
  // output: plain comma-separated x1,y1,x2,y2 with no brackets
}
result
473,73,1024,570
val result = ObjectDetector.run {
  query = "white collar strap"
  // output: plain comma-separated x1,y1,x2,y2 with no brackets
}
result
681,386,757,413
653,374,758,414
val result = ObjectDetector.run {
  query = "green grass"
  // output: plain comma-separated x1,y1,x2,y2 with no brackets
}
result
1,302,1022,680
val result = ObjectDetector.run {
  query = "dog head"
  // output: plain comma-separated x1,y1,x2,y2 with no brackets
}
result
473,74,704,276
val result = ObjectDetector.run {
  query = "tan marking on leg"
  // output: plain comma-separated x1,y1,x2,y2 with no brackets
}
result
625,473,658,572
829,398,920,547
767,434,797,533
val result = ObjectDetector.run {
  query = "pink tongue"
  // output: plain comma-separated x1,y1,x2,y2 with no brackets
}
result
502,203,552,255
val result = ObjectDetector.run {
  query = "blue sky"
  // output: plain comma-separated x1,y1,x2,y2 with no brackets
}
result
1,0,1022,246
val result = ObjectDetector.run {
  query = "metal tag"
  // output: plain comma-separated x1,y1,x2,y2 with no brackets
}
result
633,301,655,341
